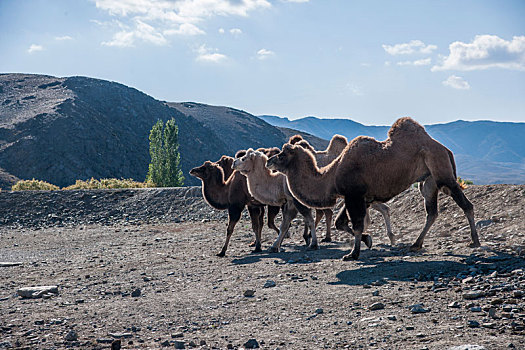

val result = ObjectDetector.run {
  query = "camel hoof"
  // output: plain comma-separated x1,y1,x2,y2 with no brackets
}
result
307,243,320,251
252,247,262,253
342,252,359,261
364,235,373,249
268,246,280,253
409,244,422,252
321,237,332,243
468,241,481,248
216,252,226,257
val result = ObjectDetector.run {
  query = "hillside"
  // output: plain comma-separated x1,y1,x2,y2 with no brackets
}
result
0,74,326,188
260,115,525,185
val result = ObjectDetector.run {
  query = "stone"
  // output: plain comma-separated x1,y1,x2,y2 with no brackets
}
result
244,338,260,349
462,276,474,284
387,315,397,321
448,301,461,308
244,289,255,297
369,302,385,311
448,345,486,350
467,320,480,328
470,306,482,312
0,262,23,267
109,332,132,339
65,330,78,341
131,288,141,297
111,339,121,350
409,304,430,313
463,291,484,300
263,280,276,288
174,340,185,349
96,338,114,344
17,285,59,298
315,308,324,314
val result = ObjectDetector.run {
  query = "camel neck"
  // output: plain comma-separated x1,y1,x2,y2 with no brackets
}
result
201,176,229,209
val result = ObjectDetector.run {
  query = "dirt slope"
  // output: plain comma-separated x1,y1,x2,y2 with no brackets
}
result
0,185,523,349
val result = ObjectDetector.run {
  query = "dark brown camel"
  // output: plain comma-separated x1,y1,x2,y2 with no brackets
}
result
190,159,266,257
268,117,480,260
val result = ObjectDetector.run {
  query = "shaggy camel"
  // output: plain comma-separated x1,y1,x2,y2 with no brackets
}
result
190,159,266,257
232,149,319,252
216,155,281,236
267,117,480,260
289,135,395,245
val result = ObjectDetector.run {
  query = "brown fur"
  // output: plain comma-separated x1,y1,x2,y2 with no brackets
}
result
288,134,304,144
189,159,266,257
267,117,480,260
233,149,319,252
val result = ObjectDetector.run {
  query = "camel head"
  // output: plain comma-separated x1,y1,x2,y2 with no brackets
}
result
258,147,281,158
295,140,315,152
232,148,258,175
189,161,224,182
266,143,298,174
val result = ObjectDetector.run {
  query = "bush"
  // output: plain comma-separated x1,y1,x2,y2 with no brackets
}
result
457,177,474,188
12,179,60,191
63,178,155,190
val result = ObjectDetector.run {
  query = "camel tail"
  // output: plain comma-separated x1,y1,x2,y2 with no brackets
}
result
447,149,467,189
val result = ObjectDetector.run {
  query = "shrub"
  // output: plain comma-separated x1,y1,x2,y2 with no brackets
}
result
12,179,60,191
63,178,155,190
457,177,474,188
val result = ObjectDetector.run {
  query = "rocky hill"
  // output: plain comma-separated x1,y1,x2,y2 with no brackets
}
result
260,115,525,185
0,73,326,188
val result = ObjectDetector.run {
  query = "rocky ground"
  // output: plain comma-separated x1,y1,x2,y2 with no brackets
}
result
0,185,524,349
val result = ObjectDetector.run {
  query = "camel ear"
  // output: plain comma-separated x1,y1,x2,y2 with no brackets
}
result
235,150,246,158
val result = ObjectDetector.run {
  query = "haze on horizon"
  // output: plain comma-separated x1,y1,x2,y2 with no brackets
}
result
1,0,524,125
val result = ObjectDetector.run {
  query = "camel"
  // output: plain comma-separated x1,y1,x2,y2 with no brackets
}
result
267,117,480,260
190,159,266,257
232,149,319,252
289,134,395,245
216,155,281,236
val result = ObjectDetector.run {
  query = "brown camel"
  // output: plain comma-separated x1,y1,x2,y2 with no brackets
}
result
190,159,266,257
268,117,480,260
216,155,281,236
290,134,395,245
232,149,319,252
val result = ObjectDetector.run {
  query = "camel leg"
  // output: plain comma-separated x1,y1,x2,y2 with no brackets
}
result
342,197,367,260
321,209,333,242
371,203,395,245
448,183,480,248
267,205,281,235
269,202,298,253
217,206,243,257
302,222,310,245
410,178,439,251
294,199,318,250
334,204,373,249
247,205,263,253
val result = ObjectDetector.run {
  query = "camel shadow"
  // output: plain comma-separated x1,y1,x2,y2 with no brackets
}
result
330,248,524,286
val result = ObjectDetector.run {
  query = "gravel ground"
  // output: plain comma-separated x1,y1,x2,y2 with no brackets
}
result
0,185,524,349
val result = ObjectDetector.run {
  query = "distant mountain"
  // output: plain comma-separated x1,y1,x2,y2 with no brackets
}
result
259,115,525,185
0,73,326,189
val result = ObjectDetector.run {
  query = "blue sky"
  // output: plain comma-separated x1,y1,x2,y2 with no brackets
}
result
1,0,524,125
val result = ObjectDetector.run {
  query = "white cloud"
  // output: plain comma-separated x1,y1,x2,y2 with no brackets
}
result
164,23,205,36
229,28,242,36
442,75,470,90
55,35,73,41
397,58,432,66
383,40,437,55
432,35,525,71
195,44,227,62
218,27,225,34
27,44,44,53
282,0,309,2
102,18,168,47
102,30,135,47
257,48,275,60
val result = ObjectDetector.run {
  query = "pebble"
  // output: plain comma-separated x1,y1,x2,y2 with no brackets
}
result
369,302,385,311
244,338,260,349
470,306,482,312
315,308,324,314
448,301,461,308
467,320,480,328
111,339,121,350
109,332,132,339
463,291,484,300
65,330,78,341
448,345,486,350
131,288,141,297
409,304,430,314
17,285,59,298
263,280,276,288
174,340,185,349
243,289,255,297
386,315,397,321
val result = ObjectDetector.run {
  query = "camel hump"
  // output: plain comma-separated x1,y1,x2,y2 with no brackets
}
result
288,134,304,144
388,117,427,139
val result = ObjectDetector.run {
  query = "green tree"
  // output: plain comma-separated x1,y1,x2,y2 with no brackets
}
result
146,118,184,187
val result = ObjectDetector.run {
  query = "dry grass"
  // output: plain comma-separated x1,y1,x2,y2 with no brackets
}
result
62,178,155,190
12,179,60,191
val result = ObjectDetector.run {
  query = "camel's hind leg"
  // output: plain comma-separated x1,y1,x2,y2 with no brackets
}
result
342,197,367,260
247,205,264,253
217,205,243,257
447,182,480,248
321,209,333,242
334,205,373,249
269,202,298,253
371,203,394,245
410,178,439,251
294,199,318,250
267,205,281,235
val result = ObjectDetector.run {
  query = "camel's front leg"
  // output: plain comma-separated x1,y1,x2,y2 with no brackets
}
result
295,199,318,250
247,205,264,253
269,202,298,253
218,206,243,257
342,197,367,261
